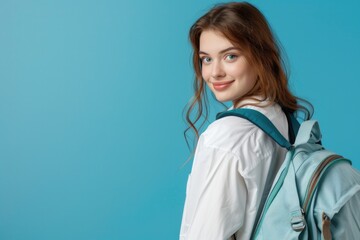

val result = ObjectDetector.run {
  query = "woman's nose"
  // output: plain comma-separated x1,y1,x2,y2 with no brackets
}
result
211,60,225,79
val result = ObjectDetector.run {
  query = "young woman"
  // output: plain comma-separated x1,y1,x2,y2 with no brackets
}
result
180,2,312,240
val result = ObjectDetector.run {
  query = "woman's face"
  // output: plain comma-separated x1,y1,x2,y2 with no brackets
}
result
199,30,258,104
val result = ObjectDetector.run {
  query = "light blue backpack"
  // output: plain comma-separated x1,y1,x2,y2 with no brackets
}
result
216,109,360,240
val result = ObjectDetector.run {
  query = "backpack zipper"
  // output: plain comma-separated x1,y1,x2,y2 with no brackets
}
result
302,154,346,214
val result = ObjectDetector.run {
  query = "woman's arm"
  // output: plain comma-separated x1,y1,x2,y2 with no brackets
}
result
180,144,247,240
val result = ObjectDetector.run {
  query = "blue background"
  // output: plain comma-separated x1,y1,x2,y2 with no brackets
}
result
1,0,359,239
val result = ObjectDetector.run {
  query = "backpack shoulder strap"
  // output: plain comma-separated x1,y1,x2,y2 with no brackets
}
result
216,108,292,150
284,110,300,144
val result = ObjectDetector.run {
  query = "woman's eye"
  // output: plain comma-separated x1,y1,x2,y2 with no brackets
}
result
225,54,237,61
201,57,212,64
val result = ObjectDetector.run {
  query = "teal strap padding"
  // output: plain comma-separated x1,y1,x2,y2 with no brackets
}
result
216,108,292,150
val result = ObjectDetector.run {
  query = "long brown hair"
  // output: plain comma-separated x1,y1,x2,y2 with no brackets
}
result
183,2,312,162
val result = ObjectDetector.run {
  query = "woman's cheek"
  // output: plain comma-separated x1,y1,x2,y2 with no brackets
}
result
201,67,210,82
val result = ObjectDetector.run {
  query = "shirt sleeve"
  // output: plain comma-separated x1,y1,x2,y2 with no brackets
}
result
180,140,247,240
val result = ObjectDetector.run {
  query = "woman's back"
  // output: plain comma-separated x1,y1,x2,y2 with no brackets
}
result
180,101,289,239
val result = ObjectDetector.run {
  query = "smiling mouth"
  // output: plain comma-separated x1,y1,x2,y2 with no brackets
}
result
212,80,235,91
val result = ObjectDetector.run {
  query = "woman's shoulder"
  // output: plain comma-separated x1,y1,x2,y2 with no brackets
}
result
204,113,256,140
202,102,286,152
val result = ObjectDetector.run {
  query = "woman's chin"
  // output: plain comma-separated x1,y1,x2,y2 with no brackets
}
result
214,94,233,103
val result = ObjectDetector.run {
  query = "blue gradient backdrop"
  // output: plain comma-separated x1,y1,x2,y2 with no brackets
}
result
1,0,359,239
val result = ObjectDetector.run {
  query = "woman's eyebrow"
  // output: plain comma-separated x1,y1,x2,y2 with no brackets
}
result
199,47,239,55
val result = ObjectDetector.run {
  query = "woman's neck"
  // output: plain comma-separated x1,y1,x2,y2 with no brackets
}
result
232,95,269,109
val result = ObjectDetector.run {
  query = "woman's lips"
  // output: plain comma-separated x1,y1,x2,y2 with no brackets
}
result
212,80,235,91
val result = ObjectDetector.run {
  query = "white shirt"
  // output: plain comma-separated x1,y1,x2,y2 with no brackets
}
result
179,101,289,240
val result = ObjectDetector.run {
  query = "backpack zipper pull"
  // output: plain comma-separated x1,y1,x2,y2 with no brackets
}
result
322,212,332,240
